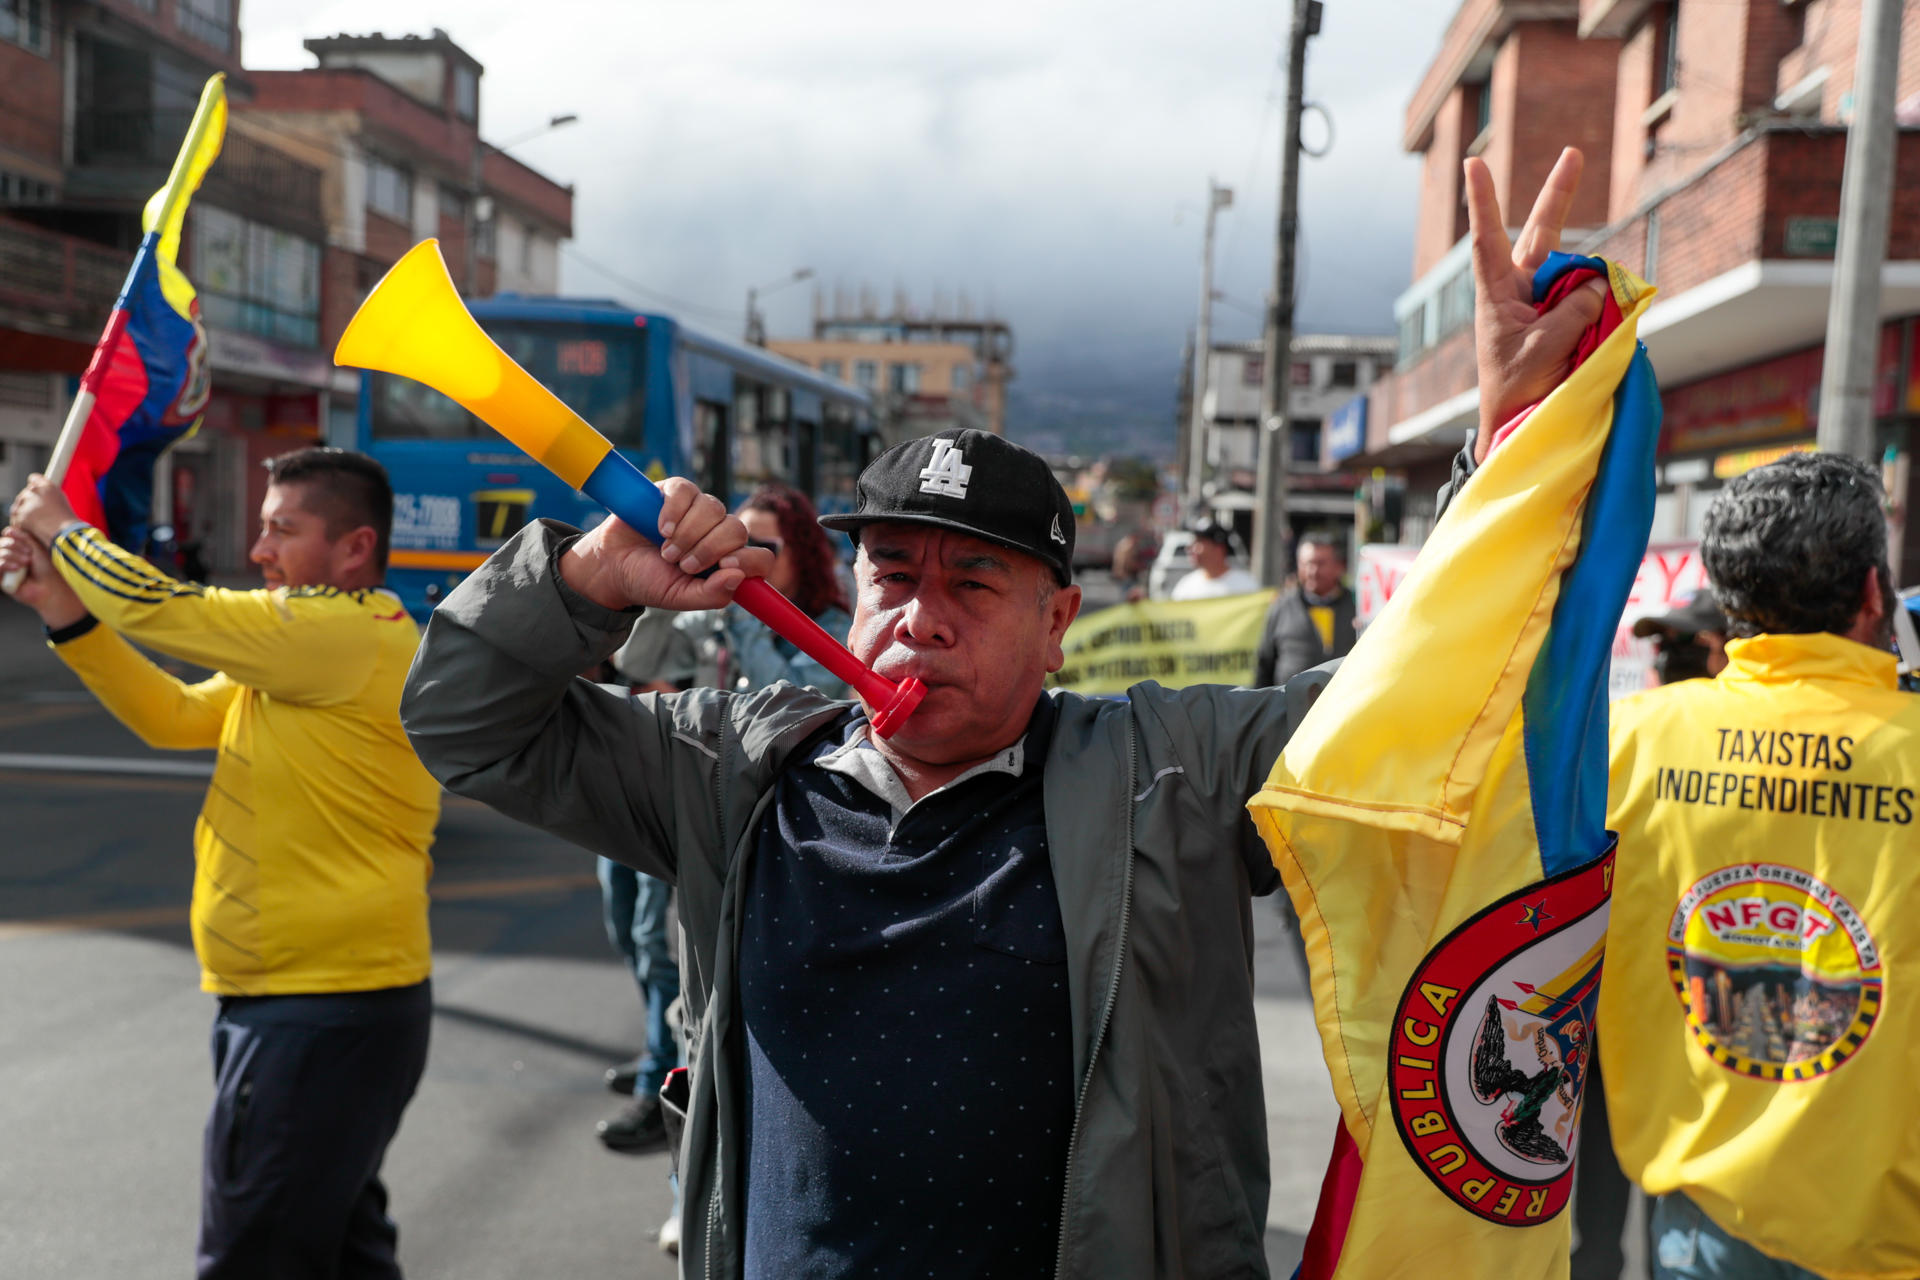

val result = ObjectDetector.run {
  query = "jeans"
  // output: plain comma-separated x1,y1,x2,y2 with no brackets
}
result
1650,1191,1824,1280
598,857,682,1098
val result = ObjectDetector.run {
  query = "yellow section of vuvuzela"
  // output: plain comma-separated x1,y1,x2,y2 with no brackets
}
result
333,240,612,489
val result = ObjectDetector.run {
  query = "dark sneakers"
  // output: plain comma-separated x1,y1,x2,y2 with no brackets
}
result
597,1094,668,1153
604,1061,641,1097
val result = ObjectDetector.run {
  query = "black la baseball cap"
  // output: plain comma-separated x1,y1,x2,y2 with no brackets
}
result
819,428,1076,585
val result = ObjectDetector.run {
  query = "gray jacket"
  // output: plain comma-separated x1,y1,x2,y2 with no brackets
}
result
1254,587,1357,688
402,522,1301,1279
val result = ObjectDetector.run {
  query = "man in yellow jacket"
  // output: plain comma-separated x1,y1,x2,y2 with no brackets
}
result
1602,451,1919,1280
3,448,440,1280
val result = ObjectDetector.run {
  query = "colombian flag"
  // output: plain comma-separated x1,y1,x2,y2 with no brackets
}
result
61,74,225,549
1248,253,1661,1279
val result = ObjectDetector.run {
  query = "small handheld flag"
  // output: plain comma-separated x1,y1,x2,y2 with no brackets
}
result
2,74,224,595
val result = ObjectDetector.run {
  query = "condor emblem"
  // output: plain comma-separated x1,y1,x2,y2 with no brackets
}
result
1388,845,1614,1225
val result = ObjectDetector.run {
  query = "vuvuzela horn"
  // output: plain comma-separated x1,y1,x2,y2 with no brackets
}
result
333,239,926,737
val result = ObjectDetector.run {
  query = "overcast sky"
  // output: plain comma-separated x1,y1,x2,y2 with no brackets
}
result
243,0,1455,434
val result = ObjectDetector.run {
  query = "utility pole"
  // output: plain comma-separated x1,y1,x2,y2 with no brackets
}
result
1185,180,1233,516
1252,0,1320,584
1817,0,1904,460
746,267,815,347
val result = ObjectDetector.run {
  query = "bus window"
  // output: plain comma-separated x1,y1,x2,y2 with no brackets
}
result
693,400,728,495
817,403,861,515
732,379,791,495
368,322,646,448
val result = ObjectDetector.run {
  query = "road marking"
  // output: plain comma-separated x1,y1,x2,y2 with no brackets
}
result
0,704,93,731
0,753,215,778
0,872,600,940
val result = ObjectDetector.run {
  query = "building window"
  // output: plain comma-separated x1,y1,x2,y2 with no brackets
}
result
1474,81,1491,138
889,362,922,394
951,364,971,392
1242,355,1263,386
174,0,231,52
367,156,413,223
1291,420,1321,466
0,169,55,203
453,64,478,124
1,0,50,54
190,205,322,348
819,359,844,380
438,184,468,223
855,360,877,390
1330,360,1357,389
1657,1,1681,97
519,226,534,274
475,215,496,260
1290,360,1313,387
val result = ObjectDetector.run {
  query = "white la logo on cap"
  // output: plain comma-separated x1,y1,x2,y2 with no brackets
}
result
918,438,972,499
1049,513,1066,545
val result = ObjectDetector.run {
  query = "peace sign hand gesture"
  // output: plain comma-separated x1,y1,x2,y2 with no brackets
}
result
1465,146,1610,463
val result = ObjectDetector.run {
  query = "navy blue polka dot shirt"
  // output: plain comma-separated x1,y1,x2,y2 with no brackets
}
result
737,695,1075,1279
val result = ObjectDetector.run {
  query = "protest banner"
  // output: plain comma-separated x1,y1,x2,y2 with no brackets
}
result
1361,539,1708,699
1050,589,1275,693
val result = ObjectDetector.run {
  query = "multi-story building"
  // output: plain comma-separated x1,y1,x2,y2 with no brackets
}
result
0,0,334,575
771,291,1014,444
0,16,575,575
1193,333,1396,554
1353,0,1920,571
241,29,575,403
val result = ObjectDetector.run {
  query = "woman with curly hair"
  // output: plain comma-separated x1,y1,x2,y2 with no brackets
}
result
726,482,854,698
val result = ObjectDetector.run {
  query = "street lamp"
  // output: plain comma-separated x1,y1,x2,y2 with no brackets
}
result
493,113,581,154
746,267,814,346
468,112,580,294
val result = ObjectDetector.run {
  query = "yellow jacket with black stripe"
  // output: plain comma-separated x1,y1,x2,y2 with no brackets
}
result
48,526,439,996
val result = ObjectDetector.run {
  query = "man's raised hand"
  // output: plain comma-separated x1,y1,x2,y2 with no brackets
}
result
560,477,776,613
1465,146,1609,462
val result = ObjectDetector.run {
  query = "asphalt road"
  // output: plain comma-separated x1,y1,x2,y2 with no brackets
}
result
0,608,683,1278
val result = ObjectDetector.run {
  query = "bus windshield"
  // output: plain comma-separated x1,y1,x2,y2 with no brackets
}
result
369,321,647,449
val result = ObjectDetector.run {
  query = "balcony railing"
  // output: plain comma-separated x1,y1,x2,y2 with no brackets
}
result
72,111,323,224
73,108,199,169
0,218,130,333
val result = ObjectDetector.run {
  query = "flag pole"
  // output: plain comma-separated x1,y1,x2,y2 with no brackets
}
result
4,74,224,595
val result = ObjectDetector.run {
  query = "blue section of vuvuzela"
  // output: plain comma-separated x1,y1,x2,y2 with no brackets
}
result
579,450,669,543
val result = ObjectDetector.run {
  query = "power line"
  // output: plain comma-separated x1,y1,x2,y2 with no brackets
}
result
560,245,742,326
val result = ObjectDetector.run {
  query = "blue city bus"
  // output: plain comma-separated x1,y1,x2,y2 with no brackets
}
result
352,294,877,617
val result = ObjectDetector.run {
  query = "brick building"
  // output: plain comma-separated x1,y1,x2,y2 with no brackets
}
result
0,13,573,575
242,29,575,361
1354,0,1920,571
771,291,1014,444
0,0,332,575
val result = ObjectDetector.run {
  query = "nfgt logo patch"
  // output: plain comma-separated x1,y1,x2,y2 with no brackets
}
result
1388,846,1614,1226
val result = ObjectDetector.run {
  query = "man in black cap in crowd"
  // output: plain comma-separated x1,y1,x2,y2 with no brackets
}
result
402,426,1296,1277
1171,518,1260,600
1631,587,1729,685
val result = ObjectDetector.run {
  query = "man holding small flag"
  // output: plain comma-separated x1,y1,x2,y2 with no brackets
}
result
2,75,440,1280
1249,146,1660,1280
